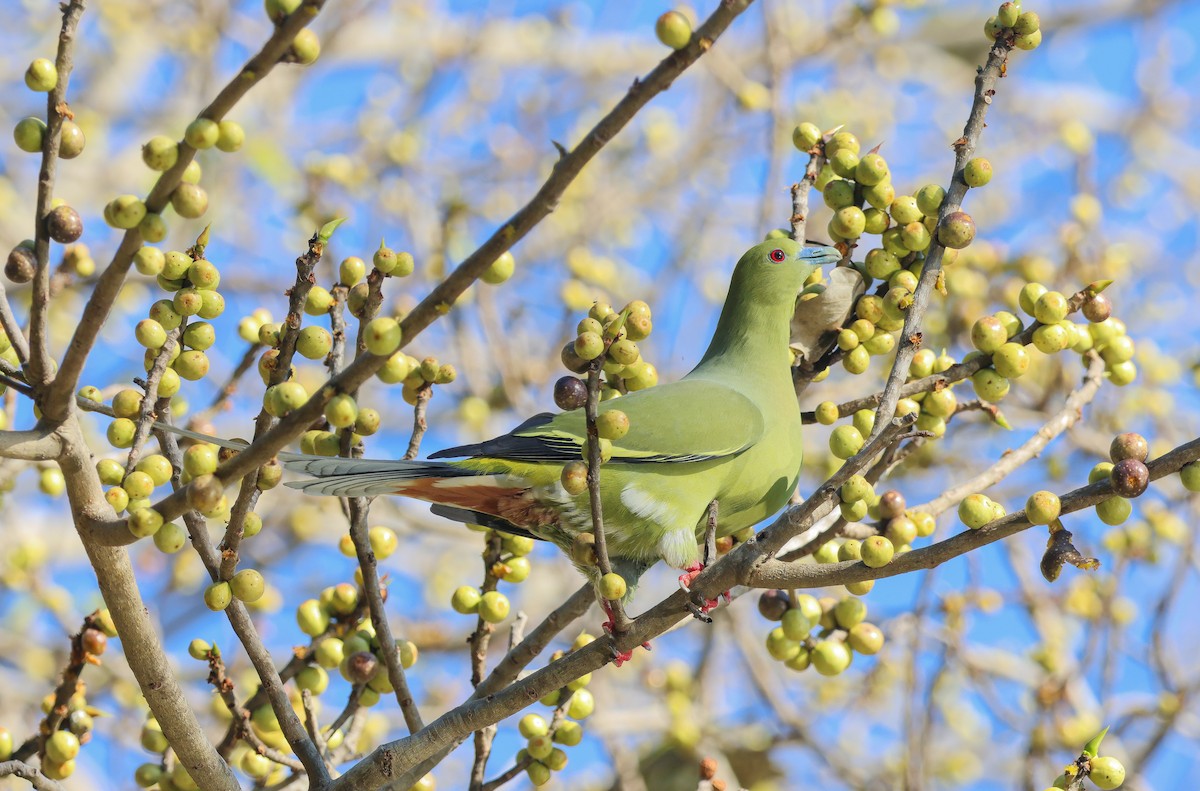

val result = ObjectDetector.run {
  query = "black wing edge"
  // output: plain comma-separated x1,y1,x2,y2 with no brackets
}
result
428,412,563,460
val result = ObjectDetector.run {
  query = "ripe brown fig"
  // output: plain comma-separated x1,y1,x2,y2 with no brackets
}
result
46,205,83,243
1109,432,1148,463
6,245,36,283
1110,458,1149,498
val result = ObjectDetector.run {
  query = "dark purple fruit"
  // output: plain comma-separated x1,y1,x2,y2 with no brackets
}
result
46,205,83,243
345,651,379,684
1109,432,1148,463
6,244,36,283
553,376,588,411
757,589,791,622
1081,293,1111,323
1110,458,1149,498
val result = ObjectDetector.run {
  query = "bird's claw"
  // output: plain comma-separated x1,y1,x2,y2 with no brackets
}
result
601,600,649,666
678,562,726,618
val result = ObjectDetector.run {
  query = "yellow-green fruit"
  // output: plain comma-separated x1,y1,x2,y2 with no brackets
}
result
829,425,864,460
324,394,358,429
599,572,626,600
127,508,164,539
1088,756,1125,790
655,10,692,49
596,410,629,440
792,122,821,151
860,535,894,568
45,730,80,764
154,521,187,553
560,460,589,495
1025,491,1061,525
231,569,265,602
971,367,1010,401
204,581,233,611
811,640,852,676
993,342,1030,379
958,494,994,529
478,591,509,623
25,58,58,92
214,119,245,152
814,401,839,425
567,688,595,718
964,158,993,187
915,184,945,216
481,251,515,284
1096,496,1131,526
1034,291,1069,325
834,597,867,629
363,317,402,356
451,586,481,614
848,622,884,654
184,118,219,149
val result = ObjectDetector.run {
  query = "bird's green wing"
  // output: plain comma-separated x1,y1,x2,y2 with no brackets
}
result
429,379,763,464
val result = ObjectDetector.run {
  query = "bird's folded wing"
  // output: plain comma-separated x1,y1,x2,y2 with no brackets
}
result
430,379,764,464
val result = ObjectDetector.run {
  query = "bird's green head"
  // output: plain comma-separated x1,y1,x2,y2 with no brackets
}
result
730,238,842,306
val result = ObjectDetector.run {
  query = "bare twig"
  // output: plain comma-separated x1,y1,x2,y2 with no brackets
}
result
27,0,87,390
870,38,1014,434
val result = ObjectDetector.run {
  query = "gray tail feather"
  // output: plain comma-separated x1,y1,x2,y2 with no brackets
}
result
283,457,472,498
149,419,469,498
429,504,541,542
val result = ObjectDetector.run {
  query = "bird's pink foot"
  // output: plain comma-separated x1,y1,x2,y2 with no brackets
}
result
601,599,649,667
678,563,729,615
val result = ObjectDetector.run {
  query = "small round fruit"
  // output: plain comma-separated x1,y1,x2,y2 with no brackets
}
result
1025,491,1060,525
655,10,692,49
1096,496,1132,526
829,425,864,460
963,157,992,187
848,622,884,654
1082,293,1112,323
566,688,594,718
58,121,85,159
45,730,80,764
596,409,629,441
171,183,209,219
185,118,219,149
1033,291,1069,325
810,640,852,676
599,572,626,600
450,586,481,614
937,211,975,249
204,581,233,611
792,122,821,151
959,493,995,529
216,119,245,152
25,58,58,92
1109,432,1148,463
1110,458,1148,498
915,184,945,216
860,535,894,568
971,316,1007,353
142,136,179,171
554,376,587,410
971,367,1010,402
1088,756,1125,790
481,251,514,285
560,460,588,495
478,591,510,623
46,205,83,243
993,342,1030,379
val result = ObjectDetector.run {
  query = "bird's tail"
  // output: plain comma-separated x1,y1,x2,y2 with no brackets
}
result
282,455,480,498
148,419,535,526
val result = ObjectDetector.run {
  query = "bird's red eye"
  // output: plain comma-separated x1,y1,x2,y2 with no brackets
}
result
769,248,786,263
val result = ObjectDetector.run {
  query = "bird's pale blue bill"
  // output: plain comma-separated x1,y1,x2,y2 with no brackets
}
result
800,245,842,267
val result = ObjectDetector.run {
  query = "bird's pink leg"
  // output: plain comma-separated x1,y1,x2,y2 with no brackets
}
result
677,499,729,616
601,599,651,668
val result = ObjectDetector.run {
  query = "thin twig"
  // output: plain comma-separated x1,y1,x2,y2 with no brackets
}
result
0,761,64,791
869,38,1014,435
27,0,87,390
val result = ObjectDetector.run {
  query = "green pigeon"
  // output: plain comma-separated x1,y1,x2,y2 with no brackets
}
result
285,239,840,610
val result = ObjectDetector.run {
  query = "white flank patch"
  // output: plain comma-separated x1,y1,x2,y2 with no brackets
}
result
657,528,699,569
620,484,676,526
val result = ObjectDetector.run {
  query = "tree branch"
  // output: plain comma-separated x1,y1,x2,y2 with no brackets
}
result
27,0,86,391
44,0,329,421
0,428,62,461
869,37,1014,435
